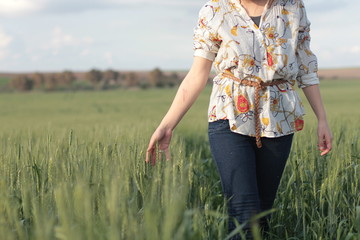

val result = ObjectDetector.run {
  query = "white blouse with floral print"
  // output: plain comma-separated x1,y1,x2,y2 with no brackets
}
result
193,0,320,138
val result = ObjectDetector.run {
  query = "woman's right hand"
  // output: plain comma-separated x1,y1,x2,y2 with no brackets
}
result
145,57,212,166
146,126,173,166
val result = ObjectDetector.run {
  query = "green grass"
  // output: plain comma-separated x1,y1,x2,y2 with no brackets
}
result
0,77,10,87
0,79,359,240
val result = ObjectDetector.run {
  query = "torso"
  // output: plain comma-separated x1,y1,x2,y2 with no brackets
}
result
193,0,316,138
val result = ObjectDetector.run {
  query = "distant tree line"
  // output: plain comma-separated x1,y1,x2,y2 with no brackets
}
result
8,68,182,92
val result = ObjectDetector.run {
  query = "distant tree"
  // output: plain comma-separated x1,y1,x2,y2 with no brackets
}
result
102,69,120,89
58,70,76,86
9,75,33,91
113,72,123,86
139,80,150,89
118,72,126,85
103,69,119,82
168,72,180,87
149,68,165,87
124,72,139,87
44,74,58,91
86,69,103,87
31,72,45,89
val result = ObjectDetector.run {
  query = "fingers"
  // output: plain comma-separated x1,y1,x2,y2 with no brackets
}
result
318,142,325,151
318,132,332,156
320,148,330,156
145,128,172,165
146,136,157,165
146,140,167,166
319,139,330,156
320,133,332,156
146,147,171,165
320,144,331,155
318,132,326,149
145,143,153,163
145,149,153,165
151,148,156,166
146,147,158,166
145,146,151,163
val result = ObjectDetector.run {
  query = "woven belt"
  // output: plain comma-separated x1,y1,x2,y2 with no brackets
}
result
221,71,288,148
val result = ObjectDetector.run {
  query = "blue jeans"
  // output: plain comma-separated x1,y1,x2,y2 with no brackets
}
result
208,119,294,239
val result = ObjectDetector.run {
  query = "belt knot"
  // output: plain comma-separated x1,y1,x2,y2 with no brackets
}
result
221,72,288,148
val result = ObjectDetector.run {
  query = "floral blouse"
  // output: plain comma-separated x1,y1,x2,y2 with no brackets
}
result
193,0,320,138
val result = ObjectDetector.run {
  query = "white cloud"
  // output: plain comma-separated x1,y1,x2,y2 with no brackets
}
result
81,49,90,57
104,52,113,65
0,0,44,16
0,52,6,60
31,55,40,62
43,27,94,51
306,0,349,12
107,0,203,6
0,0,355,17
52,27,74,47
0,28,12,48
0,0,201,16
0,28,13,60
11,54,21,59
349,46,360,54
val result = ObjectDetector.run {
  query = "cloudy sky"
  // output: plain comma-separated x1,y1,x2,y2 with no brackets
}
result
0,0,359,72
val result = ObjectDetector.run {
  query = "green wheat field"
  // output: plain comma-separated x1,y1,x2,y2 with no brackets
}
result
0,79,359,240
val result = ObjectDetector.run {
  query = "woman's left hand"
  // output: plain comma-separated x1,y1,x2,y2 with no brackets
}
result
317,120,333,156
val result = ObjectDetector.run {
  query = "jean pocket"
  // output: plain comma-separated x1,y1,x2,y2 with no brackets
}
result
208,119,229,133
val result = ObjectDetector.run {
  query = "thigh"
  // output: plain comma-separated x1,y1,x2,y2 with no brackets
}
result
208,120,260,211
255,134,294,210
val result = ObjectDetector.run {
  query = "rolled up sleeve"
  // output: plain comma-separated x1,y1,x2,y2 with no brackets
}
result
295,0,320,89
193,2,222,61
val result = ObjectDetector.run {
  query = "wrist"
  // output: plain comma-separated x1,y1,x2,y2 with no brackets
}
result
316,111,328,122
317,120,329,129
158,121,175,132
317,116,328,124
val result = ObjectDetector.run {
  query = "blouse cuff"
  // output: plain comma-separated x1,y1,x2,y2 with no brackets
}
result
296,72,320,88
194,49,216,61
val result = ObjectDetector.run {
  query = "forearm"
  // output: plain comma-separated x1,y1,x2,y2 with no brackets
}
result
301,84,327,122
159,58,212,130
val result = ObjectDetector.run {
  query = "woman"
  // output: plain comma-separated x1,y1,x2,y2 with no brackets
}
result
146,0,332,239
